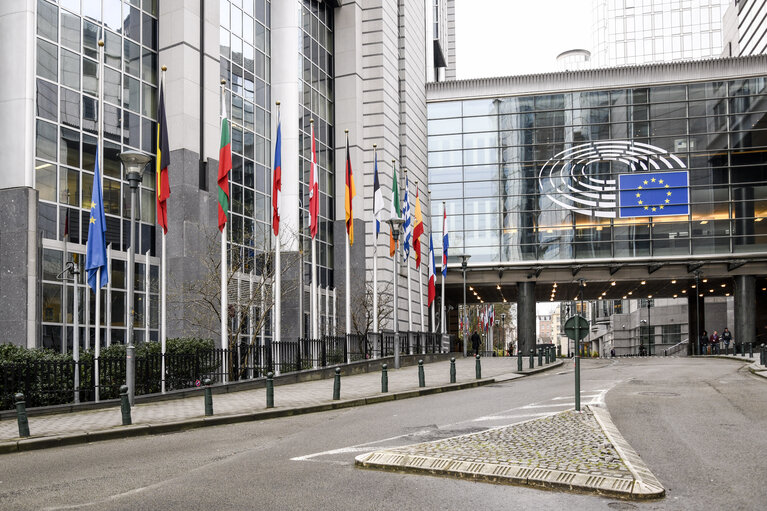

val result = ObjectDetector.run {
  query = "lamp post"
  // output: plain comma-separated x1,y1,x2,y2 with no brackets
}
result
457,254,471,357
388,216,405,369
501,312,506,354
119,150,152,406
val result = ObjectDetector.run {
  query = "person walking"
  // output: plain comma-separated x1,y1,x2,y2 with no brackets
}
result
709,330,720,354
699,330,708,356
721,327,732,354
470,330,481,357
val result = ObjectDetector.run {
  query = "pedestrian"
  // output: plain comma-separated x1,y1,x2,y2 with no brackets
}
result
709,330,720,354
610,348,616,358
470,330,481,357
722,327,732,353
699,330,708,356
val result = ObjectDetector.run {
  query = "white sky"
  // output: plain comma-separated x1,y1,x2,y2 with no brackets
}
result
455,0,593,79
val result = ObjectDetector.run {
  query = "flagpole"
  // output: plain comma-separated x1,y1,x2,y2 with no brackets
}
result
273,101,281,362
372,145,378,339
220,80,228,383
160,65,167,394
441,201,446,336
429,190,435,334
416,181,425,336
62,215,68,355
73,257,80,403
344,130,351,343
404,169,413,334
310,119,318,339
95,39,105,402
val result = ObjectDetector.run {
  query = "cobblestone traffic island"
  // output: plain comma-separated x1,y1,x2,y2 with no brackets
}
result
355,405,664,499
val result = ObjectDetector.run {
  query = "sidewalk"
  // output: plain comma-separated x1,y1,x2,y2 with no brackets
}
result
700,351,767,379
0,356,563,454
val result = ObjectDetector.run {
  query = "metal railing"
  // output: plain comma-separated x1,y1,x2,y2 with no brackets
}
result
663,338,689,357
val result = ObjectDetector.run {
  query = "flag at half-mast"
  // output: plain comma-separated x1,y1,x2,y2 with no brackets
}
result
373,149,383,237
344,137,356,245
217,94,231,232
156,78,170,234
272,113,281,235
427,233,436,306
86,147,108,291
309,121,319,239
413,185,424,266
389,163,399,256
441,204,449,277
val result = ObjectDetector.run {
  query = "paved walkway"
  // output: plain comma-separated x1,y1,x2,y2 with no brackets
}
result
0,356,557,450
697,352,767,378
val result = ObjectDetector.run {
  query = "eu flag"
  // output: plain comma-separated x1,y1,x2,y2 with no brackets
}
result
86,147,109,291
618,171,689,218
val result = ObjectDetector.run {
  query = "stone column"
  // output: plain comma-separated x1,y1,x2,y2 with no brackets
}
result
517,282,536,356
687,292,705,356
734,275,755,348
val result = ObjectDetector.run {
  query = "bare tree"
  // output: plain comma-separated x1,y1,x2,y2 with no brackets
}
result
351,280,394,338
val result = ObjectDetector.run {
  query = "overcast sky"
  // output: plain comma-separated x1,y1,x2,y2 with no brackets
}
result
455,0,593,79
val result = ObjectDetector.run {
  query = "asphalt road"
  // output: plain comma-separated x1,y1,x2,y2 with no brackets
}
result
1,357,764,510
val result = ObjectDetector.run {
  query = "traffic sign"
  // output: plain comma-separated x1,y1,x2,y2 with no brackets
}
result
564,314,589,341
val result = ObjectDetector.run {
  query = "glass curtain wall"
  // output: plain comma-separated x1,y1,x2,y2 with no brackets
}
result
36,0,160,351
428,77,767,264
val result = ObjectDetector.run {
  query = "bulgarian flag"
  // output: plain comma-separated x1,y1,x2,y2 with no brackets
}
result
217,94,231,232
413,185,424,266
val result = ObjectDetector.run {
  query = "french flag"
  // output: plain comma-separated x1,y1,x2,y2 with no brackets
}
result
428,233,436,306
442,205,449,278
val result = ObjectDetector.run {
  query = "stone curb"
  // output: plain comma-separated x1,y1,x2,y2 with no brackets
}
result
0,376,502,455
513,359,564,375
700,354,767,379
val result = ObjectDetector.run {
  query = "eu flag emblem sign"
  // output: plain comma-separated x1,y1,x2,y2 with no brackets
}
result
618,171,689,218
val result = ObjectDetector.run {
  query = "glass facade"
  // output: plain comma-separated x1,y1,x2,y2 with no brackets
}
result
427,77,767,264
593,0,729,67
35,0,160,351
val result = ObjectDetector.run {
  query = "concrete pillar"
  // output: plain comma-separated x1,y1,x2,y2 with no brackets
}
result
517,282,536,356
734,275,756,347
687,292,705,355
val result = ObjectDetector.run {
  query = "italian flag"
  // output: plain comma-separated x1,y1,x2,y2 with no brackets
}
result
217,95,231,232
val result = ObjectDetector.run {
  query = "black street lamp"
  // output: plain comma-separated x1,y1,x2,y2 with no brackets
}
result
119,150,152,406
458,254,471,357
387,216,405,369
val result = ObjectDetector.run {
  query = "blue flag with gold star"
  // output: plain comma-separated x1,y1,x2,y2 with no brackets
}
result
85,147,108,291
618,171,689,218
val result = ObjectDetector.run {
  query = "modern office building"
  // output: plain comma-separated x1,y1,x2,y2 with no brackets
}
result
722,0,767,57
592,0,730,67
0,0,446,351
427,54,767,355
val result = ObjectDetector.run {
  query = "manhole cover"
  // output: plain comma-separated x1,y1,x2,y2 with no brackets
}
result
607,503,638,510
638,391,680,397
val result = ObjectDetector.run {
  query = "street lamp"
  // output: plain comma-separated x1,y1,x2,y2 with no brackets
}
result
119,150,152,406
501,312,506,355
388,216,405,369
457,254,471,357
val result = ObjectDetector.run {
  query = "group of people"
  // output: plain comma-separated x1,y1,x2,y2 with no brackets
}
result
699,327,733,355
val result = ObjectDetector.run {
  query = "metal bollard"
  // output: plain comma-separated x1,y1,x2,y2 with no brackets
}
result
381,364,388,393
14,393,30,437
119,385,131,426
333,367,341,400
517,352,523,371
203,378,213,416
529,349,535,369
475,354,481,379
266,372,274,408
538,348,543,367
749,342,753,358
449,357,456,383
418,360,425,387
761,344,766,366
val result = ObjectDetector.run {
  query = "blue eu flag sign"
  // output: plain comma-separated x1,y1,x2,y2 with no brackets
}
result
86,147,109,291
618,171,689,218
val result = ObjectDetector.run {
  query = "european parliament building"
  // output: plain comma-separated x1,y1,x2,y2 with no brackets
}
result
428,55,767,355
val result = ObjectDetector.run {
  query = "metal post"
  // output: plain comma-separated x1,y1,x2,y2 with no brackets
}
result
462,260,467,358
575,281,582,412
389,218,404,369
15,393,30,437
517,351,522,371
475,354,481,379
538,348,543,366
333,367,341,400
266,372,274,408
119,385,131,425
381,364,388,393
418,360,425,387
449,357,456,383
749,342,753,358
529,349,534,369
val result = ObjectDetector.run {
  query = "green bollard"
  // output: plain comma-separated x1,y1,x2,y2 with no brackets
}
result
475,354,481,379
749,342,753,358
418,360,425,387
529,349,535,369
517,351,522,371
575,356,581,411
538,348,543,366
119,385,131,426
14,393,30,437
381,364,388,393
266,372,274,408
449,357,456,383
203,378,213,416
761,344,766,366
333,367,341,400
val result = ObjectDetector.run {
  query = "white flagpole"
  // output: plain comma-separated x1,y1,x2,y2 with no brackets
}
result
311,237,317,338
429,190,435,334
372,145,378,336
273,101,281,373
220,81,228,383
95,268,101,402
144,250,150,343
344,131,351,343
416,181,425,335
106,245,112,346
73,261,80,403
441,201,446,335
94,39,105,402
404,169,413,332
62,223,68,355
160,66,168,393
